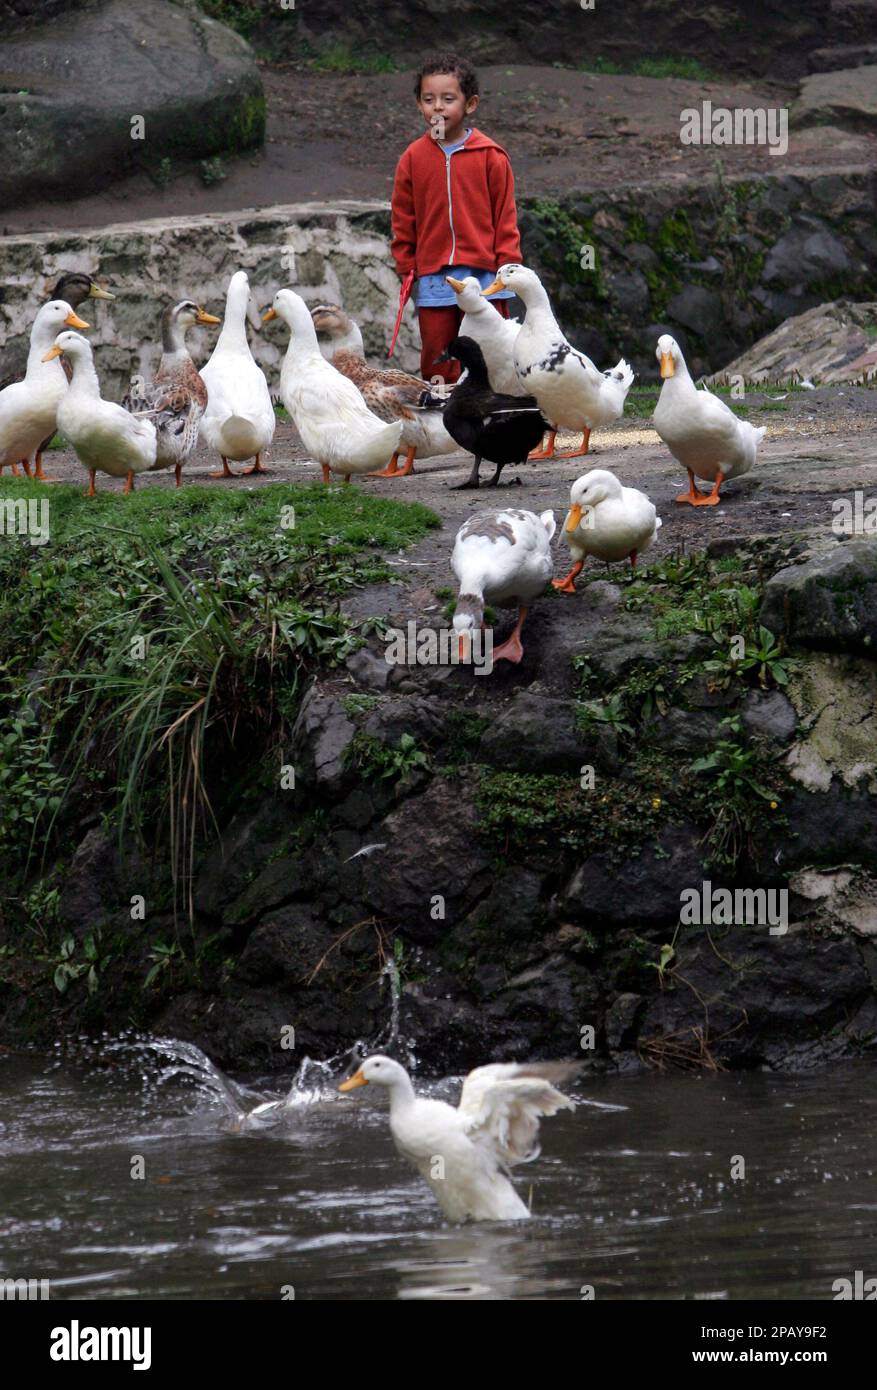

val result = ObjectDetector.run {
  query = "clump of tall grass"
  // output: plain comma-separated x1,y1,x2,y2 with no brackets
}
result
0,482,439,916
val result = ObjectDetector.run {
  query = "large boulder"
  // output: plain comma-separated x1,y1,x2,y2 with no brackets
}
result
794,65,877,133
0,0,265,207
710,301,877,386
761,540,877,654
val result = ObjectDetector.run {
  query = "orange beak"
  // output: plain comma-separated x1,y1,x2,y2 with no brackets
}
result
565,503,583,532
64,311,90,329
481,277,505,297
338,1068,368,1093
196,308,221,325
660,352,675,378
262,307,278,323
42,345,64,362
445,276,466,292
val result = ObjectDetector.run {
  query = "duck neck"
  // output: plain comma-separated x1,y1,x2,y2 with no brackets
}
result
283,301,323,364
67,352,101,398
217,286,252,354
28,315,67,368
331,319,364,356
387,1072,417,1113
518,278,553,324
665,357,692,389
161,309,189,356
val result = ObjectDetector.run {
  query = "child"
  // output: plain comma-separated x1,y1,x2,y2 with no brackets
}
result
391,53,522,384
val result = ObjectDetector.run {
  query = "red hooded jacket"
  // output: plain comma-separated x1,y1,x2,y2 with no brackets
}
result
391,128,522,279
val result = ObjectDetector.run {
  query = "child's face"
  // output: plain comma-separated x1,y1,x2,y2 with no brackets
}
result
417,73,478,142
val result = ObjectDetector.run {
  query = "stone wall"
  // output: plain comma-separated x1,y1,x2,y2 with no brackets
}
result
0,202,419,397
1,164,875,392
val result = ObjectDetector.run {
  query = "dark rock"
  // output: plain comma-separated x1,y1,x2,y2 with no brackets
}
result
667,285,725,340
358,778,492,940
740,689,798,742
771,785,877,872
762,225,854,290
563,824,709,927
237,904,330,987
638,925,871,1067
646,708,723,754
363,695,446,745
606,268,650,318
59,822,123,934
1,0,264,208
193,798,293,920
479,692,615,773
760,541,877,653
346,648,391,691
622,242,660,273
224,855,318,930
291,684,356,794
605,992,645,1050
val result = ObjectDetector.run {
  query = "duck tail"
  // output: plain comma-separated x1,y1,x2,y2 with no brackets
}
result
611,358,635,391
221,414,261,456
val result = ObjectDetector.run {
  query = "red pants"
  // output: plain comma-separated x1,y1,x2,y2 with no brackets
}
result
418,300,510,384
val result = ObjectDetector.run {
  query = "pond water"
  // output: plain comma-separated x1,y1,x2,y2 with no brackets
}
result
1,1040,875,1301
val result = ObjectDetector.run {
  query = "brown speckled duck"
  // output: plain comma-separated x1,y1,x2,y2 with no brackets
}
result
122,300,220,486
310,302,460,477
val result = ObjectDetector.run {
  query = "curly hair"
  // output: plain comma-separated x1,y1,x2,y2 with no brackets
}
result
414,53,479,102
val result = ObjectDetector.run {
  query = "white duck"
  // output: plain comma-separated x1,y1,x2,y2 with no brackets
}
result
554,468,662,594
451,507,556,665
199,270,275,478
339,1055,577,1223
0,300,91,477
309,302,459,477
264,289,402,483
445,274,524,396
653,334,765,507
482,263,634,459
43,332,156,495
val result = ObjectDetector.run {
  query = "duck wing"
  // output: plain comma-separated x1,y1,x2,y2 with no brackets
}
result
458,1062,579,1168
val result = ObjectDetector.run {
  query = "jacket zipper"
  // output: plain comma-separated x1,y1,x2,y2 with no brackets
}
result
445,150,456,264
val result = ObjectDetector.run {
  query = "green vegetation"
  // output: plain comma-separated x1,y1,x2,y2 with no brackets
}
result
198,0,260,37
0,481,439,884
523,199,607,293
690,717,780,863
199,156,227,187
346,731,430,782
306,45,397,75
580,56,721,82
476,769,664,862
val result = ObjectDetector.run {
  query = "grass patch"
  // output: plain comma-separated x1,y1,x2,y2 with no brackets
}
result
0,480,438,894
580,56,721,82
307,45,397,75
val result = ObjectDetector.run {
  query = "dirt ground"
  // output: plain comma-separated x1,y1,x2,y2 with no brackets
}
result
4,64,875,235
26,385,877,634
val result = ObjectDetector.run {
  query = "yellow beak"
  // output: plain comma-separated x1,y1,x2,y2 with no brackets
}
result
196,308,222,325
565,503,583,532
64,311,90,329
88,285,115,301
445,276,466,292
481,278,506,297
42,345,64,361
660,352,675,378
262,307,278,323
338,1068,368,1093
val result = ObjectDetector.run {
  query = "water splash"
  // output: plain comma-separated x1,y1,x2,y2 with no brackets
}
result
55,951,419,1130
